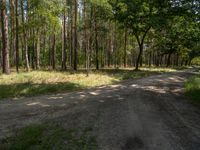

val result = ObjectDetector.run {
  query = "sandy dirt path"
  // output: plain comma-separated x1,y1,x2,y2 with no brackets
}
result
0,69,200,150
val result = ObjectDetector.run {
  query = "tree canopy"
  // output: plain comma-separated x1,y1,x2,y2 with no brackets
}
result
0,0,199,74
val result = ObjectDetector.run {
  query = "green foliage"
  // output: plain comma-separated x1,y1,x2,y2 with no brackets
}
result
89,0,111,10
0,124,97,150
192,57,200,65
2,0,200,74
27,0,62,33
109,0,171,34
151,14,200,62
89,0,113,20
185,74,200,105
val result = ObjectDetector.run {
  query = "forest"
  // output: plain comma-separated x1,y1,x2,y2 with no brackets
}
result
0,0,199,75
0,0,200,149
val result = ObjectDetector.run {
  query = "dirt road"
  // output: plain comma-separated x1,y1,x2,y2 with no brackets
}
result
0,70,200,150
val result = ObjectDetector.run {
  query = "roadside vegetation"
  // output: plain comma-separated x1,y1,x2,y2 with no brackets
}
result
185,73,200,105
0,67,176,99
0,124,97,150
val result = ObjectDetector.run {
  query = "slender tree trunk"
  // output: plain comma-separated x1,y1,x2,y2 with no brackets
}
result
167,53,172,67
113,23,117,69
70,4,73,68
188,58,192,66
94,6,99,70
124,27,127,68
134,27,150,71
62,3,67,70
135,43,143,71
73,0,77,71
0,28,2,68
25,0,30,71
31,29,35,69
67,2,70,68
149,52,152,67
15,0,19,72
83,0,87,70
36,30,40,70
52,34,56,70
10,0,15,66
1,0,10,74
176,53,179,66
108,30,111,68
42,28,46,60
48,36,51,67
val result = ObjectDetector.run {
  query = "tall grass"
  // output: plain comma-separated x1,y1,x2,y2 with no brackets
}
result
185,75,200,105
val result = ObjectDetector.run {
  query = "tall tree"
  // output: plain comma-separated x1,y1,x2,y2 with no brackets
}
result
15,0,19,72
124,27,127,68
94,5,99,70
110,0,171,70
1,0,10,74
21,0,30,71
10,0,15,65
52,33,56,70
62,0,67,70
73,0,78,71
36,30,40,70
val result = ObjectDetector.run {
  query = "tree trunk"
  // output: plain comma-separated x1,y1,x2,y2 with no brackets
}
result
62,4,67,70
52,34,56,70
108,33,111,68
124,27,127,68
0,19,2,68
135,43,143,71
70,4,73,68
73,0,77,71
113,23,117,69
148,52,152,67
176,53,179,66
67,1,70,68
83,0,87,70
94,11,99,70
48,36,51,67
10,0,15,66
1,0,10,74
166,53,172,67
36,30,40,70
15,0,19,72
134,27,150,71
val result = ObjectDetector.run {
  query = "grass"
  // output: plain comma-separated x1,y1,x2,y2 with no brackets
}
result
185,74,200,105
0,124,97,150
0,67,177,99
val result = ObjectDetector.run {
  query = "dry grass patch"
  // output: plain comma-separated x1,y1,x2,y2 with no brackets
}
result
0,68,177,99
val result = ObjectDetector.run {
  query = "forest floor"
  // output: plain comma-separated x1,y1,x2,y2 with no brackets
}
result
0,69,200,150
0,67,177,99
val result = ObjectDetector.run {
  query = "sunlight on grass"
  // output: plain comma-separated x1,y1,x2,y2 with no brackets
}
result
0,71,118,85
141,67,177,72
0,68,177,99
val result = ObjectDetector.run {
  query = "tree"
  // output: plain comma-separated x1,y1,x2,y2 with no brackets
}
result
15,0,19,72
62,0,67,70
1,0,10,74
21,0,30,71
110,0,172,70
124,27,127,68
73,0,78,71
0,0,199,74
